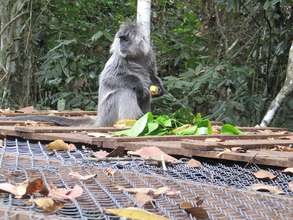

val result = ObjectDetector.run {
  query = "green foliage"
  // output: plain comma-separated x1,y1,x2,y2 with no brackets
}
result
220,124,242,135
2,0,292,129
113,111,242,137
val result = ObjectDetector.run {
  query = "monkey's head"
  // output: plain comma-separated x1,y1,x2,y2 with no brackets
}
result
110,22,150,58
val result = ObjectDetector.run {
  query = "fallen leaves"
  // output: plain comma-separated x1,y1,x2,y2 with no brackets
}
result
128,147,178,163
116,185,180,207
179,199,208,220
105,207,169,220
69,172,97,181
16,106,35,114
0,177,83,213
248,183,284,195
288,181,293,192
283,167,293,174
253,170,276,180
47,139,76,151
93,150,109,159
33,197,65,212
48,184,83,201
92,147,125,160
0,178,46,198
187,159,202,168
134,192,154,207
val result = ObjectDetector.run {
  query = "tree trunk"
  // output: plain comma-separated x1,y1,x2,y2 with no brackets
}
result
137,0,151,42
260,41,293,127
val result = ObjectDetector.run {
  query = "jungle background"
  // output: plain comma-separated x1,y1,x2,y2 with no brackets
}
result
0,0,292,129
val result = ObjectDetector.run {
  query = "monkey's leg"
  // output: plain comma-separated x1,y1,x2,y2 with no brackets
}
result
117,89,143,120
96,94,119,127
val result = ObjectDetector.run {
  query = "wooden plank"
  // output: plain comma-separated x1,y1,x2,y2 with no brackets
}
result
14,126,120,133
0,110,96,117
102,141,191,156
181,139,293,150
102,140,293,167
237,126,288,132
0,126,98,145
94,133,293,145
13,124,289,134
0,120,53,126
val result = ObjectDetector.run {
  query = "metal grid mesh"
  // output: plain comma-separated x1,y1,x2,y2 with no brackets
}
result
0,138,292,220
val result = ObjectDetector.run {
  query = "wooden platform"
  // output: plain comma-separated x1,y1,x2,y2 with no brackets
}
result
0,112,292,167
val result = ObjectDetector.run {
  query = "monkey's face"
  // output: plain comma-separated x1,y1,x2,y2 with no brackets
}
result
110,23,150,58
118,34,131,57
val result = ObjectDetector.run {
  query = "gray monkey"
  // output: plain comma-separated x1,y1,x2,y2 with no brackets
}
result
96,22,164,126
0,22,164,127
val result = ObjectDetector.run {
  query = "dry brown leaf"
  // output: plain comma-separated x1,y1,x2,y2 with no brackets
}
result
288,181,293,192
179,201,208,220
104,168,116,176
179,201,193,209
128,147,178,163
204,138,222,142
116,185,176,197
134,192,153,207
185,207,209,220
69,172,97,181
152,186,170,196
105,207,169,220
16,106,35,113
187,159,202,168
165,190,180,196
26,178,48,196
48,184,83,201
116,186,152,194
33,197,64,212
93,150,109,159
253,170,276,180
216,148,231,158
231,147,247,153
249,183,284,194
283,167,293,174
47,140,69,151
87,132,112,138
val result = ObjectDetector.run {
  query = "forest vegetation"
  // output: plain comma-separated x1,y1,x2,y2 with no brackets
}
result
0,0,292,129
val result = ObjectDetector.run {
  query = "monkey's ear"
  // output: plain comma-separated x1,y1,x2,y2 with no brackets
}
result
110,36,119,54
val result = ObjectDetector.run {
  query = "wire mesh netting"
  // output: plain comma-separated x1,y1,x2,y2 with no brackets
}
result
0,138,292,220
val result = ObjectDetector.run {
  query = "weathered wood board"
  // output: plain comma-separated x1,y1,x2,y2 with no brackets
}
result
0,110,96,117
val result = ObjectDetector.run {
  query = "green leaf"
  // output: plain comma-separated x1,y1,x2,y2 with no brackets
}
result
91,31,104,42
146,122,160,135
173,125,197,135
172,108,194,124
220,124,242,135
113,112,152,137
156,115,172,127
196,119,212,135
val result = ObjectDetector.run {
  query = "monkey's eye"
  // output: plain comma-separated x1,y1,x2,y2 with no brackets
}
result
119,35,128,42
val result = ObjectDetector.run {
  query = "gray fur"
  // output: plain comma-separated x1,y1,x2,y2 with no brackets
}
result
96,22,164,126
0,22,164,127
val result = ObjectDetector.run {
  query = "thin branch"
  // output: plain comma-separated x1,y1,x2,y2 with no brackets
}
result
0,11,28,37
214,5,228,52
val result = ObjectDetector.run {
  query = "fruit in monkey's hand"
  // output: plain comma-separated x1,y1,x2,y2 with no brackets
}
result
150,85,159,96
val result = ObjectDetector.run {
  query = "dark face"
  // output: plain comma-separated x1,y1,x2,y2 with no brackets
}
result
118,34,131,56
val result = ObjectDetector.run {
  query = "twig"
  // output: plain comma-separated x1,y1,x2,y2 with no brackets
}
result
0,11,28,37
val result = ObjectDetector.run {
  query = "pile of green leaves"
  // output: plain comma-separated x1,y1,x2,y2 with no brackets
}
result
113,110,242,137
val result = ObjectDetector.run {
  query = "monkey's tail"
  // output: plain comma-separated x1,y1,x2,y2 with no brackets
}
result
0,115,95,127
